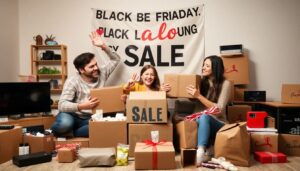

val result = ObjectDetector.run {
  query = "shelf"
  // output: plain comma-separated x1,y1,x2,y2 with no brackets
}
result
33,60,64,65
37,74,67,78
31,45,67,49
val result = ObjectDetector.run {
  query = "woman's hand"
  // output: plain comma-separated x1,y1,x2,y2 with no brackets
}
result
126,73,139,89
161,83,171,92
89,31,105,48
120,94,128,104
78,96,100,110
186,85,200,98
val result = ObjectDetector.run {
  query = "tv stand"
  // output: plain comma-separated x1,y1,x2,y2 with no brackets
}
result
0,115,55,129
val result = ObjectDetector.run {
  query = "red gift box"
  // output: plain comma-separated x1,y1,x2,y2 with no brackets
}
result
254,151,287,163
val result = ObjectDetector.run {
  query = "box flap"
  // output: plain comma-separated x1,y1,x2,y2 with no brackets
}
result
129,91,166,100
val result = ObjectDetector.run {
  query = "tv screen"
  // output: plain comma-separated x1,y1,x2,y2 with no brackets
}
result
0,82,51,116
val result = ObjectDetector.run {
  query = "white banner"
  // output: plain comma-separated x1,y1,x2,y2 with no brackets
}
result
92,4,205,86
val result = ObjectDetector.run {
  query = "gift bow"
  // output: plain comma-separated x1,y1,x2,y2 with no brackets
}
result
142,140,167,170
185,106,221,121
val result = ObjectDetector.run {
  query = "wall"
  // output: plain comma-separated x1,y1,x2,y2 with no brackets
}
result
15,0,300,101
0,0,19,82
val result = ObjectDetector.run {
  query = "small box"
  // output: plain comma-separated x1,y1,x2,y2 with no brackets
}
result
247,111,267,128
164,74,201,98
57,147,76,163
250,132,278,153
89,120,127,148
134,142,176,170
24,134,55,154
281,84,300,104
126,91,167,123
181,148,196,168
90,86,125,113
254,151,287,163
54,137,89,148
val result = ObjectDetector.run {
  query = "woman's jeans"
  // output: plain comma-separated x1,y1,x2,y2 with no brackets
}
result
51,112,90,137
197,114,224,148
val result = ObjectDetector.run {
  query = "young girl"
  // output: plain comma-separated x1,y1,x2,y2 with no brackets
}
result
186,55,231,166
123,64,171,93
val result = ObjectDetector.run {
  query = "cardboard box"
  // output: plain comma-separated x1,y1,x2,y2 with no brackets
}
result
24,134,55,153
181,148,196,168
279,134,300,156
281,84,300,104
175,120,197,149
54,137,89,148
134,141,176,170
227,105,252,123
89,120,127,148
126,91,167,123
250,132,278,153
57,147,76,163
164,74,201,98
128,122,173,157
233,86,247,102
254,151,287,163
91,86,125,113
267,116,275,128
0,126,22,164
222,54,250,85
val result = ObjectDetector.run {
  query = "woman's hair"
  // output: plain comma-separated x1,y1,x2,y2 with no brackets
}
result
139,65,161,91
200,55,225,102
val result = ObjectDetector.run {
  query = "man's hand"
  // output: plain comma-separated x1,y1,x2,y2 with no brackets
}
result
78,96,100,110
89,31,105,48
161,83,171,92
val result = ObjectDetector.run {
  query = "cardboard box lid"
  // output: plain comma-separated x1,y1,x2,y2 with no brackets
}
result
129,91,166,100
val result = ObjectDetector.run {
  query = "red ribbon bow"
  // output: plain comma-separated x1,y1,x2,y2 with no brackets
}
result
185,106,221,121
142,140,166,169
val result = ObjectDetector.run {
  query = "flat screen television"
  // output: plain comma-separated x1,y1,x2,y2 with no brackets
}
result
0,82,51,118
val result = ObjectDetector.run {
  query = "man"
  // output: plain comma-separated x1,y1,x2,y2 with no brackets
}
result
51,31,121,137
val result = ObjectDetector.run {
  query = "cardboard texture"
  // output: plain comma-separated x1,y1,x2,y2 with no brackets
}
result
57,147,76,163
180,148,196,168
279,134,300,156
254,151,287,163
0,126,22,164
164,74,201,98
175,120,197,149
54,137,89,148
222,54,250,85
128,122,173,157
91,86,125,113
134,142,176,170
24,134,55,153
227,105,252,123
126,91,168,123
89,120,127,148
281,84,300,104
214,122,250,166
234,85,247,101
250,132,278,153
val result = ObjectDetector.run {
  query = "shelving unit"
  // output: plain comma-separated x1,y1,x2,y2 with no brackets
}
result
31,45,68,108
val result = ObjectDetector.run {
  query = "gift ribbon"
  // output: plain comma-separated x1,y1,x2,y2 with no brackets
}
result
265,152,278,163
142,140,167,170
255,137,272,148
185,106,221,121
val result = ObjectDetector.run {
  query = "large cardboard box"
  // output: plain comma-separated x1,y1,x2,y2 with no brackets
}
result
126,91,167,123
279,134,300,156
164,74,201,98
128,122,173,157
227,105,252,124
222,54,249,85
250,132,278,153
134,142,176,170
281,84,300,104
24,134,55,153
234,85,247,101
0,126,22,164
54,137,89,148
89,120,127,148
175,120,197,149
91,86,125,113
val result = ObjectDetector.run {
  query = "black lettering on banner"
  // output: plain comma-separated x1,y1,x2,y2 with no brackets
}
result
132,106,140,122
140,46,155,66
96,10,102,19
124,45,139,66
137,13,150,22
171,45,184,66
157,45,169,66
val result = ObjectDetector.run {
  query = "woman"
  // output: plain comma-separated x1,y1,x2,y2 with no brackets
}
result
186,55,231,166
123,64,171,93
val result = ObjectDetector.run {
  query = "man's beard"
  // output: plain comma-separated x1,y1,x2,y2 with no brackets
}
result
83,69,100,82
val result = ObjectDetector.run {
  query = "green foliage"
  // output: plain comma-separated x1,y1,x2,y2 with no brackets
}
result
38,67,61,74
